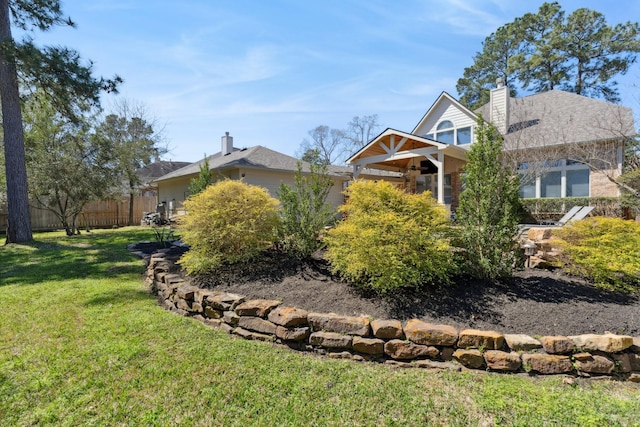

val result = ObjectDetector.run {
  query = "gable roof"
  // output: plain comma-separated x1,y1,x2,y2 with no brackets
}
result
411,91,477,134
136,160,191,181
347,128,468,170
153,145,396,183
475,89,635,150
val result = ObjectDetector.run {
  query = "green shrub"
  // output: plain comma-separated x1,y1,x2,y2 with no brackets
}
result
553,217,640,292
178,180,281,274
456,117,521,279
277,162,335,259
324,180,454,293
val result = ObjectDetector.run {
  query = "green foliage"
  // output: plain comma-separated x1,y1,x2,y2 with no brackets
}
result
553,217,640,292
23,94,118,236
94,100,165,225
178,180,281,274
276,162,335,259
1,0,121,243
1,228,640,425
324,180,454,293
456,118,522,279
457,2,640,109
187,155,212,196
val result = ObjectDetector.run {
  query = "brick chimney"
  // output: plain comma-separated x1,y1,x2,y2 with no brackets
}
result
221,132,233,155
489,78,509,134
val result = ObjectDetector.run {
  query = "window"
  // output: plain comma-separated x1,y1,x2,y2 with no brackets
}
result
566,169,589,197
437,120,453,130
457,126,472,144
415,173,452,204
517,159,590,198
541,171,561,197
426,120,473,145
519,175,536,198
435,121,454,144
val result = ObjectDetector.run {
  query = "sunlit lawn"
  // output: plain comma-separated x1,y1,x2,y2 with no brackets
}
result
1,227,639,426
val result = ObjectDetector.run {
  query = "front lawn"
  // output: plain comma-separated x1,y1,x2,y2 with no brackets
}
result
1,227,638,426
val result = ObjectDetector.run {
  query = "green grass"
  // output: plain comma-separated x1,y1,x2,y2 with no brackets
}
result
1,227,639,426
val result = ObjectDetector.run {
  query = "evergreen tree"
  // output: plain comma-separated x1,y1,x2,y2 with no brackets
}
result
188,155,211,197
457,2,640,109
0,0,121,243
456,117,521,280
277,161,334,259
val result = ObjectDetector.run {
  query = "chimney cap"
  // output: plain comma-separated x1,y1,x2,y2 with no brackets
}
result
225,131,229,136
496,78,505,88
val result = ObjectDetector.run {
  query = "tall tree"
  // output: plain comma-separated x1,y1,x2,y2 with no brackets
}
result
561,8,640,102
517,2,568,93
457,2,640,109
457,22,524,109
343,114,380,156
297,125,346,165
23,94,118,236
298,115,382,165
0,0,121,243
95,100,165,225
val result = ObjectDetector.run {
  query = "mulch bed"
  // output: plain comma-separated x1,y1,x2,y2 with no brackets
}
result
134,243,640,336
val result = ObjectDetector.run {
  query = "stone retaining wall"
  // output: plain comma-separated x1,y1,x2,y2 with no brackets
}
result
145,251,640,382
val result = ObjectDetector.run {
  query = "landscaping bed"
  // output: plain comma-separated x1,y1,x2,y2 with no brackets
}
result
172,248,640,337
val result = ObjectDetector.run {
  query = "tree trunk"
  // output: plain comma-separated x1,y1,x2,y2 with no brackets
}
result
128,182,135,226
0,0,32,243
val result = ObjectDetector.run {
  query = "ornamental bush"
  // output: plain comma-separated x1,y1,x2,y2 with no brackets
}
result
178,180,281,275
324,180,454,294
552,217,640,292
276,161,335,260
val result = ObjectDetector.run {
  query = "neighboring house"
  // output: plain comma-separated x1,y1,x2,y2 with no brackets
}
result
136,160,191,197
153,132,402,215
348,81,635,212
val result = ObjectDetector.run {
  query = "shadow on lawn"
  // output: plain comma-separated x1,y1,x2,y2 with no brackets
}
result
0,235,148,287
84,288,151,307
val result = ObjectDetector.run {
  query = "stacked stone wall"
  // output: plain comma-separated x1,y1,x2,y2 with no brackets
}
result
145,251,640,382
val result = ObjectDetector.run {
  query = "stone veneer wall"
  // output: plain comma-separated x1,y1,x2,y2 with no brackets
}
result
145,250,640,381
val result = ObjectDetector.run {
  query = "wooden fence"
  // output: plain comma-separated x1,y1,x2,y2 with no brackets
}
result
0,196,157,233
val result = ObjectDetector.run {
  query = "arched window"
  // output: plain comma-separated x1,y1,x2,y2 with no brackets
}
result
435,120,454,144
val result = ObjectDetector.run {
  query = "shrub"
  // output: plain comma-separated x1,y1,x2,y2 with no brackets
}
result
456,117,521,279
324,180,454,293
277,162,335,259
178,180,281,274
552,217,640,292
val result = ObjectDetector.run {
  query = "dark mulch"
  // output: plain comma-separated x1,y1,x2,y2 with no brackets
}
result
135,243,640,336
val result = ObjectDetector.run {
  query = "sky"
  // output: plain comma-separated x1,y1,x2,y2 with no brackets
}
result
22,0,640,162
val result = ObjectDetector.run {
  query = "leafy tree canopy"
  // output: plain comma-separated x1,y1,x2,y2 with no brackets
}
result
1,0,121,243
457,2,640,109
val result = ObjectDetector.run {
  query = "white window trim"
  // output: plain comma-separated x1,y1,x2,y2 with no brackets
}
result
424,121,474,146
519,159,590,199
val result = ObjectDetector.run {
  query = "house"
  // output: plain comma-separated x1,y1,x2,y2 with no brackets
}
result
347,81,635,212
135,160,191,197
153,132,402,216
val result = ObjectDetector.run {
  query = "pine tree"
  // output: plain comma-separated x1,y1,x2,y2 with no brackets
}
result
0,0,121,243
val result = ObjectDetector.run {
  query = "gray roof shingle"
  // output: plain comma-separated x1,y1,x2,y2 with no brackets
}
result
475,90,635,150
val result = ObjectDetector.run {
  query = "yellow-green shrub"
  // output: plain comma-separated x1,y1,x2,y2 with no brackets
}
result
324,180,454,293
553,217,640,292
178,180,281,274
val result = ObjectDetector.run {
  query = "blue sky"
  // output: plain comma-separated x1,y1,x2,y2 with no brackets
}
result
24,0,640,162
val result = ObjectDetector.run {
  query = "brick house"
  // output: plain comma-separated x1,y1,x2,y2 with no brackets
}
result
347,82,635,214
